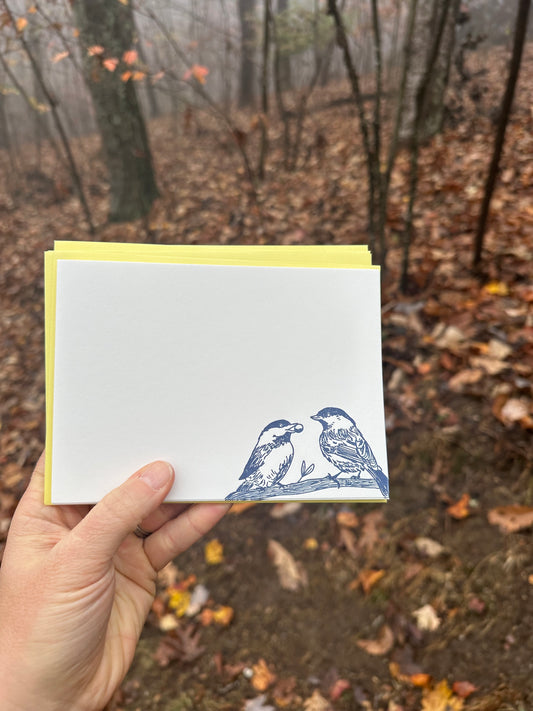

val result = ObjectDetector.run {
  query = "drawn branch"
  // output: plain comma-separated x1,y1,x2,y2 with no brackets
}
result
226,476,381,501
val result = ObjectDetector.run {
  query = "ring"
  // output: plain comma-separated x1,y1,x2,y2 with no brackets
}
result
133,524,152,539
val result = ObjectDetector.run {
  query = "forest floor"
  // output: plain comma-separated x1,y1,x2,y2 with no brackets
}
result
0,46,532,711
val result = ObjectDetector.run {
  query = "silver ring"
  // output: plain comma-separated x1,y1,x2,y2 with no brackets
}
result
133,524,152,539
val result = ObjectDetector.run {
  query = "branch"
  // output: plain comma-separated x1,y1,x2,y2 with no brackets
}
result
226,476,381,501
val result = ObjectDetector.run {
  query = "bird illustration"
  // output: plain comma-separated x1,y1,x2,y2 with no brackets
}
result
237,419,304,492
311,407,389,498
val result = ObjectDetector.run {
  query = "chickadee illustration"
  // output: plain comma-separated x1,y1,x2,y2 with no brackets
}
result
237,419,304,492
311,407,388,497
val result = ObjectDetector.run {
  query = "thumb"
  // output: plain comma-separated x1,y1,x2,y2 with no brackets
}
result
74,461,174,560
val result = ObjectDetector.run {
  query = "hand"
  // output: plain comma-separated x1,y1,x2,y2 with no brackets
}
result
0,452,229,711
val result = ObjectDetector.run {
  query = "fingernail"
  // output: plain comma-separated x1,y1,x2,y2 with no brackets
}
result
139,461,173,491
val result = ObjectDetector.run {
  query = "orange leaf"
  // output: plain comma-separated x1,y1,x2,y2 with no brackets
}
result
123,49,138,65
88,45,104,56
212,605,234,626
52,51,69,63
16,16,28,32
251,658,277,692
183,64,209,84
131,71,145,81
103,57,119,72
230,501,256,514
446,493,471,520
357,568,385,595
452,681,477,699
336,510,359,528
411,673,432,688
121,71,132,82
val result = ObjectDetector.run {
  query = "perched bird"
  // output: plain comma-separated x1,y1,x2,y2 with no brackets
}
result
237,420,303,492
311,407,389,498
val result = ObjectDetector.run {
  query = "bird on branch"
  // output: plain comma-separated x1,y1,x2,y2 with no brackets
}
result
311,407,388,498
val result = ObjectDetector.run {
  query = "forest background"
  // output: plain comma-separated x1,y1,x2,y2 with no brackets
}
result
0,1,532,710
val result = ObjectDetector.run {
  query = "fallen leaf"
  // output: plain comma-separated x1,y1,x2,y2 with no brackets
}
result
303,689,333,711
16,16,27,32
167,588,191,617
336,510,359,528
329,678,351,701
303,537,319,550
413,604,440,631
185,584,209,616
158,613,179,632
452,680,478,698
422,680,464,711
270,502,302,518
358,510,384,552
244,695,275,711
251,658,277,692
273,676,299,707
356,624,394,655
355,568,385,595
446,493,471,520
267,539,308,591
484,281,509,296
413,537,445,558
487,505,533,533
448,369,483,392
212,605,234,626
338,525,358,558
153,625,205,667
500,398,530,424
230,501,257,514
205,538,224,564
411,673,432,687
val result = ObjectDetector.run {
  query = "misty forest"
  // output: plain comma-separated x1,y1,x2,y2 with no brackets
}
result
0,0,532,709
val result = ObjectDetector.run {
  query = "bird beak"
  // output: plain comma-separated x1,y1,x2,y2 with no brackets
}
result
310,414,319,421
287,422,303,433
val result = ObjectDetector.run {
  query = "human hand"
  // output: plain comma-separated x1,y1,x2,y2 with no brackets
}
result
0,452,229,711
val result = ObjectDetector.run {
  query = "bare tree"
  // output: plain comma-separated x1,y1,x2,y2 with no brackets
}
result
472,0,532,269
2,0,95,232
238,0,257,107
400,0,460,143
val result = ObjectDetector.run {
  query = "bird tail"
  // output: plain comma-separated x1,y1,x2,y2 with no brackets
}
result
371,467,389,498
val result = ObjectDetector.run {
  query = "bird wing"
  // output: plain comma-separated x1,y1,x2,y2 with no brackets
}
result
335,426,380,469
239,442,272,480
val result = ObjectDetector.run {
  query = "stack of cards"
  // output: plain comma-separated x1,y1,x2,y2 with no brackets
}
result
44,242,388,504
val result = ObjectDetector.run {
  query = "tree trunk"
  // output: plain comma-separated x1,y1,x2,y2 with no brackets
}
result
74,0,159,222
276,0,292,91
472,0,532,269
400,0,460,142
238,0,257,107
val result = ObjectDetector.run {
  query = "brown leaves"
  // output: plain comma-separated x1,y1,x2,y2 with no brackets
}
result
267,539,308,591
153,625,205,667
487,505,533,534
251,658,277,692
356,624,394,656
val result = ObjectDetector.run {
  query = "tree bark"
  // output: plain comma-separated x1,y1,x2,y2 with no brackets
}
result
238,0,257,107
472,0,532,269
74,0,159,223
400,0,460,142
